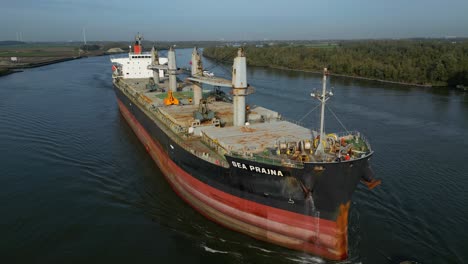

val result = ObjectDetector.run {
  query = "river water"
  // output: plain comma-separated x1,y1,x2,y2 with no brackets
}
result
1,49,467,264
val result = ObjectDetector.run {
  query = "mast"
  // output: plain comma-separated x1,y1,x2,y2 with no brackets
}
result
150,46,160,83
168,46,177,92
191,47,203,76
191,47,203,105
232,48,248,126
312,68,333,156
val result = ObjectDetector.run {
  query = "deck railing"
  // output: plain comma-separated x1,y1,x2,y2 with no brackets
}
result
118,82,229,168
334,130,372,151
228,152,304,169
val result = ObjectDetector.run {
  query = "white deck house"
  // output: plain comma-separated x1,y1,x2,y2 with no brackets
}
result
111,54,168,79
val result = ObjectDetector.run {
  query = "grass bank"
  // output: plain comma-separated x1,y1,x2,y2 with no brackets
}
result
0,44,107,77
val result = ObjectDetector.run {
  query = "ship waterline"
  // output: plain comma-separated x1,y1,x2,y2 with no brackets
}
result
116,96,351,260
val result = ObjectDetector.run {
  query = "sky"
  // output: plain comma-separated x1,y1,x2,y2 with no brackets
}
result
1,0,467,42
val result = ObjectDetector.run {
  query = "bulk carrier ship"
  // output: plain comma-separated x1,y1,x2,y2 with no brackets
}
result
110,35,380,260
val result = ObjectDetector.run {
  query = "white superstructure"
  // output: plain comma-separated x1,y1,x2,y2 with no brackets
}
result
111,33,168,79
111,55,168,79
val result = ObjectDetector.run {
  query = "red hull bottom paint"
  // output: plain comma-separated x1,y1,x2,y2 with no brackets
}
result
117,99,349,260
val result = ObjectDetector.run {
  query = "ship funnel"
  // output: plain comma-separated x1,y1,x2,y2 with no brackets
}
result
232,48,248,126
168,46,177,92
191,47,203,76
134,33,143,54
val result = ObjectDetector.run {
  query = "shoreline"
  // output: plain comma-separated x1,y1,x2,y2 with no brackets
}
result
0,51,125,78
0,56,85,78
203,54,446,88
0,68,13,77
1,52,456,90
268,66,435,88
16,56,83,69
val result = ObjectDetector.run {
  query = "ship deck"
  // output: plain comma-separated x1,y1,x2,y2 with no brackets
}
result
201,120,314,154
115,77,371,163
160,102,234,127
117,78,316,154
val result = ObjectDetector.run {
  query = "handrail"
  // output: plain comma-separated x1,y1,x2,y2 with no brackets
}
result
332,130,372,151
278,116,372,151
279,116,308,128
228,152,304,169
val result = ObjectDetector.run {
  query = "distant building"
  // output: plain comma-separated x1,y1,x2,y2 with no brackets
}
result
10,57,18,63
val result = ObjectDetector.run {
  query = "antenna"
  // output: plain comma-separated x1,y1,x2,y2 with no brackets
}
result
311,68,333,156
82,28,87,45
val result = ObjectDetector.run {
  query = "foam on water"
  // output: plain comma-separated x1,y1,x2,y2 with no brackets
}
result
202,246,230,254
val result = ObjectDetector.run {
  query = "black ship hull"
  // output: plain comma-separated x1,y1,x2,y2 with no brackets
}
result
113,83,373,260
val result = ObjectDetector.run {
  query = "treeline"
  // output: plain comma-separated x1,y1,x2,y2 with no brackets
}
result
80,44,101,51
203,40,468,87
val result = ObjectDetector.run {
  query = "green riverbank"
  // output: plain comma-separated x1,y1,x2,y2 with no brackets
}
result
204,40,468,88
